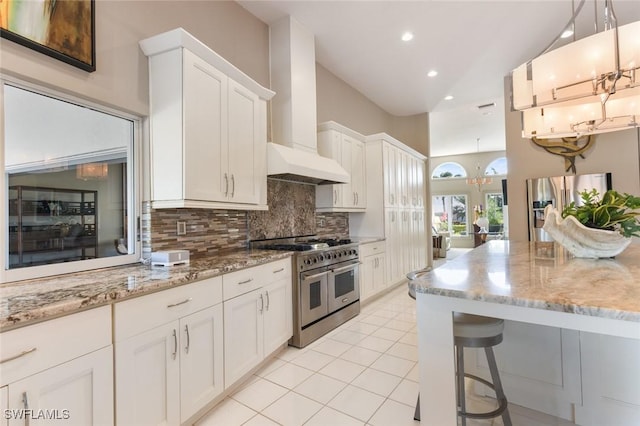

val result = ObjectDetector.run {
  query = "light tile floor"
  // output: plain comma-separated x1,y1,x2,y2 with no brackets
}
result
196,251,575,426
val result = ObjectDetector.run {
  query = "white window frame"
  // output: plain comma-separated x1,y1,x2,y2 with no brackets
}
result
1,76,142,283
432,194,470,238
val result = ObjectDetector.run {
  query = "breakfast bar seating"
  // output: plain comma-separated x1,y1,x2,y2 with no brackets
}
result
410,241,640,425
407,270,512,425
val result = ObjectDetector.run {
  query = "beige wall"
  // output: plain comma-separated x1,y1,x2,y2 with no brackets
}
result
2,1,426,153
0,1,270,116
504,78,640,242
316,63,429,156
430,151,506,248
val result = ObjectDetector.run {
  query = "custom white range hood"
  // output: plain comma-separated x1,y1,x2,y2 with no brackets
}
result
267,16,350,185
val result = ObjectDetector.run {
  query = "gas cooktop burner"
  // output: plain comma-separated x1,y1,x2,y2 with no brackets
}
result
253,237,353,252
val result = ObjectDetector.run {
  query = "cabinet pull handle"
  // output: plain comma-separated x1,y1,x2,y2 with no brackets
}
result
0,347,36,364
22,392,29,426
356,192,359,205
172,329,177,360
259,294,264,313
224,173,229,197
184,324,190,354
265,291,270,311
341,297,349,303
334,189,337,204
231,174,235,198
273,268,285,273
167,298,192,308
238,278,253,285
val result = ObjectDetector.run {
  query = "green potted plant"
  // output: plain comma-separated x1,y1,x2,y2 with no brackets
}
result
543,189,640,258
562,189,640,238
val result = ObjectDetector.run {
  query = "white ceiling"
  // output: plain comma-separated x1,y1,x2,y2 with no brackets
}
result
238,1,640,156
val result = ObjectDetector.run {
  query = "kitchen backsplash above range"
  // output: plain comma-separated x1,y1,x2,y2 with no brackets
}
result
248,179,349,241
142,180,349,257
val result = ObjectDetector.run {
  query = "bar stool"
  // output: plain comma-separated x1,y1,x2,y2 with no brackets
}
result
407,275,512,425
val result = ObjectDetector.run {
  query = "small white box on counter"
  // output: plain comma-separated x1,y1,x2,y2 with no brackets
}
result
151,250,190,267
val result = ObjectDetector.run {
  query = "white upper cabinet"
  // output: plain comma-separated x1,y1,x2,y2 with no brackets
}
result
316,121,366,212
140,28,274,210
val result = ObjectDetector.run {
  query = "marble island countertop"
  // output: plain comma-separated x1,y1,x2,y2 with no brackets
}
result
0,249,293,332
410,240,640,322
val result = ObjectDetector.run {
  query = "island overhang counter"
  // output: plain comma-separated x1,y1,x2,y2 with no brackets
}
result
409,240,640,425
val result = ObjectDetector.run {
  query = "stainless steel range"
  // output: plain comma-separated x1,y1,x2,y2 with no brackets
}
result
254,237,360,347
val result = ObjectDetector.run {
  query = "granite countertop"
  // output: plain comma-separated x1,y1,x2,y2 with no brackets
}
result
351,236,385,244
410,240,640,322
0,249,293,332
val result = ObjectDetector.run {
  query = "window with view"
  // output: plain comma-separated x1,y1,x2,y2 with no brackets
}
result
485,192,505,234
432,195,468,237
431,162,467,179
2,81,140,282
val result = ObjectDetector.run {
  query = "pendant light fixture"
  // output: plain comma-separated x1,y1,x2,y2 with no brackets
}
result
466,138,492,192
511,0,639,139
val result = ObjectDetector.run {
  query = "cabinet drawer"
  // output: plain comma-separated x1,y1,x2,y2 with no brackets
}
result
360,241,385,258
0,305,111,386
222,259,291,301
114,276,222,342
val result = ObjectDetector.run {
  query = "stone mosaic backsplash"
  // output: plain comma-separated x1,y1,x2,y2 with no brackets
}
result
142,180,350,256
316,212,349,239
142,202,249,259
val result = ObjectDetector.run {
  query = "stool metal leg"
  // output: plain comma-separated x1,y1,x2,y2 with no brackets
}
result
484,347,512,426
414,394,420,421
456,344,467,426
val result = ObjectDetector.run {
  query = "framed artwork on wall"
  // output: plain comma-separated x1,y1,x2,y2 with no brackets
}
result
0,0,95,72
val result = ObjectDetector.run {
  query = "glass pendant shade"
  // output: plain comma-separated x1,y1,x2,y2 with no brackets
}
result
512,20,640,138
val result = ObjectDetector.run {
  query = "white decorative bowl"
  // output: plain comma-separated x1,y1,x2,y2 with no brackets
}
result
543,205,631,258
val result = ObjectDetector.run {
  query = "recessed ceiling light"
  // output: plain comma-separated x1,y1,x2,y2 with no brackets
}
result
444,95,454,101
401,32,414,42
427,70,438,78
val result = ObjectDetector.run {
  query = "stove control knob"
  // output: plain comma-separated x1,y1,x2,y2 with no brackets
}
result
313,257,318,263
326,253,332,260
304,259,312,265
319,255,324,261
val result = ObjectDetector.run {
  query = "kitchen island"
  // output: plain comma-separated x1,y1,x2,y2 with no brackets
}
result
409,240,640,425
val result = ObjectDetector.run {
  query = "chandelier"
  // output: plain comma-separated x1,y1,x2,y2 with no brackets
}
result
466,138,492,191
511,0,639,138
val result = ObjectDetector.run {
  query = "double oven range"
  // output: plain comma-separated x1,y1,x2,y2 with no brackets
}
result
254,237,360,347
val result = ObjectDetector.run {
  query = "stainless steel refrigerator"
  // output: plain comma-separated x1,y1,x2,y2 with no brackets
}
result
526,173,612,242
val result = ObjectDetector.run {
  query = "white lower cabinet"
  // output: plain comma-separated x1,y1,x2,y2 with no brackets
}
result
359,241,387,302
116,321,180,426
577,332,640,425
0,386,7,426
223,259,292,387
7,347,113,426
114,276,224,425
0,306,112,426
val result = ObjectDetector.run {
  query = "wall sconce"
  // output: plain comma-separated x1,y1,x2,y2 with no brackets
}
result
512,0,639,138
76,163,108,180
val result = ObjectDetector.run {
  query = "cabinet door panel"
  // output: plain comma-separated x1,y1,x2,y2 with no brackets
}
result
8,347,113,426
180,305,224,423
224,291,263,386
0,386,6,426
116,322,180,426
228,80,262,204
263,279,292,355
183,50,228,202
341,135,354,207
351,139,366,208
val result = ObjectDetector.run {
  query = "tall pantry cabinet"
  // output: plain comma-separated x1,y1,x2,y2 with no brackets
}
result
350,134,427,287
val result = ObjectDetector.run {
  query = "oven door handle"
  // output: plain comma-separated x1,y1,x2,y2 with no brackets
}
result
302,271,329,281
331,263,358,274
